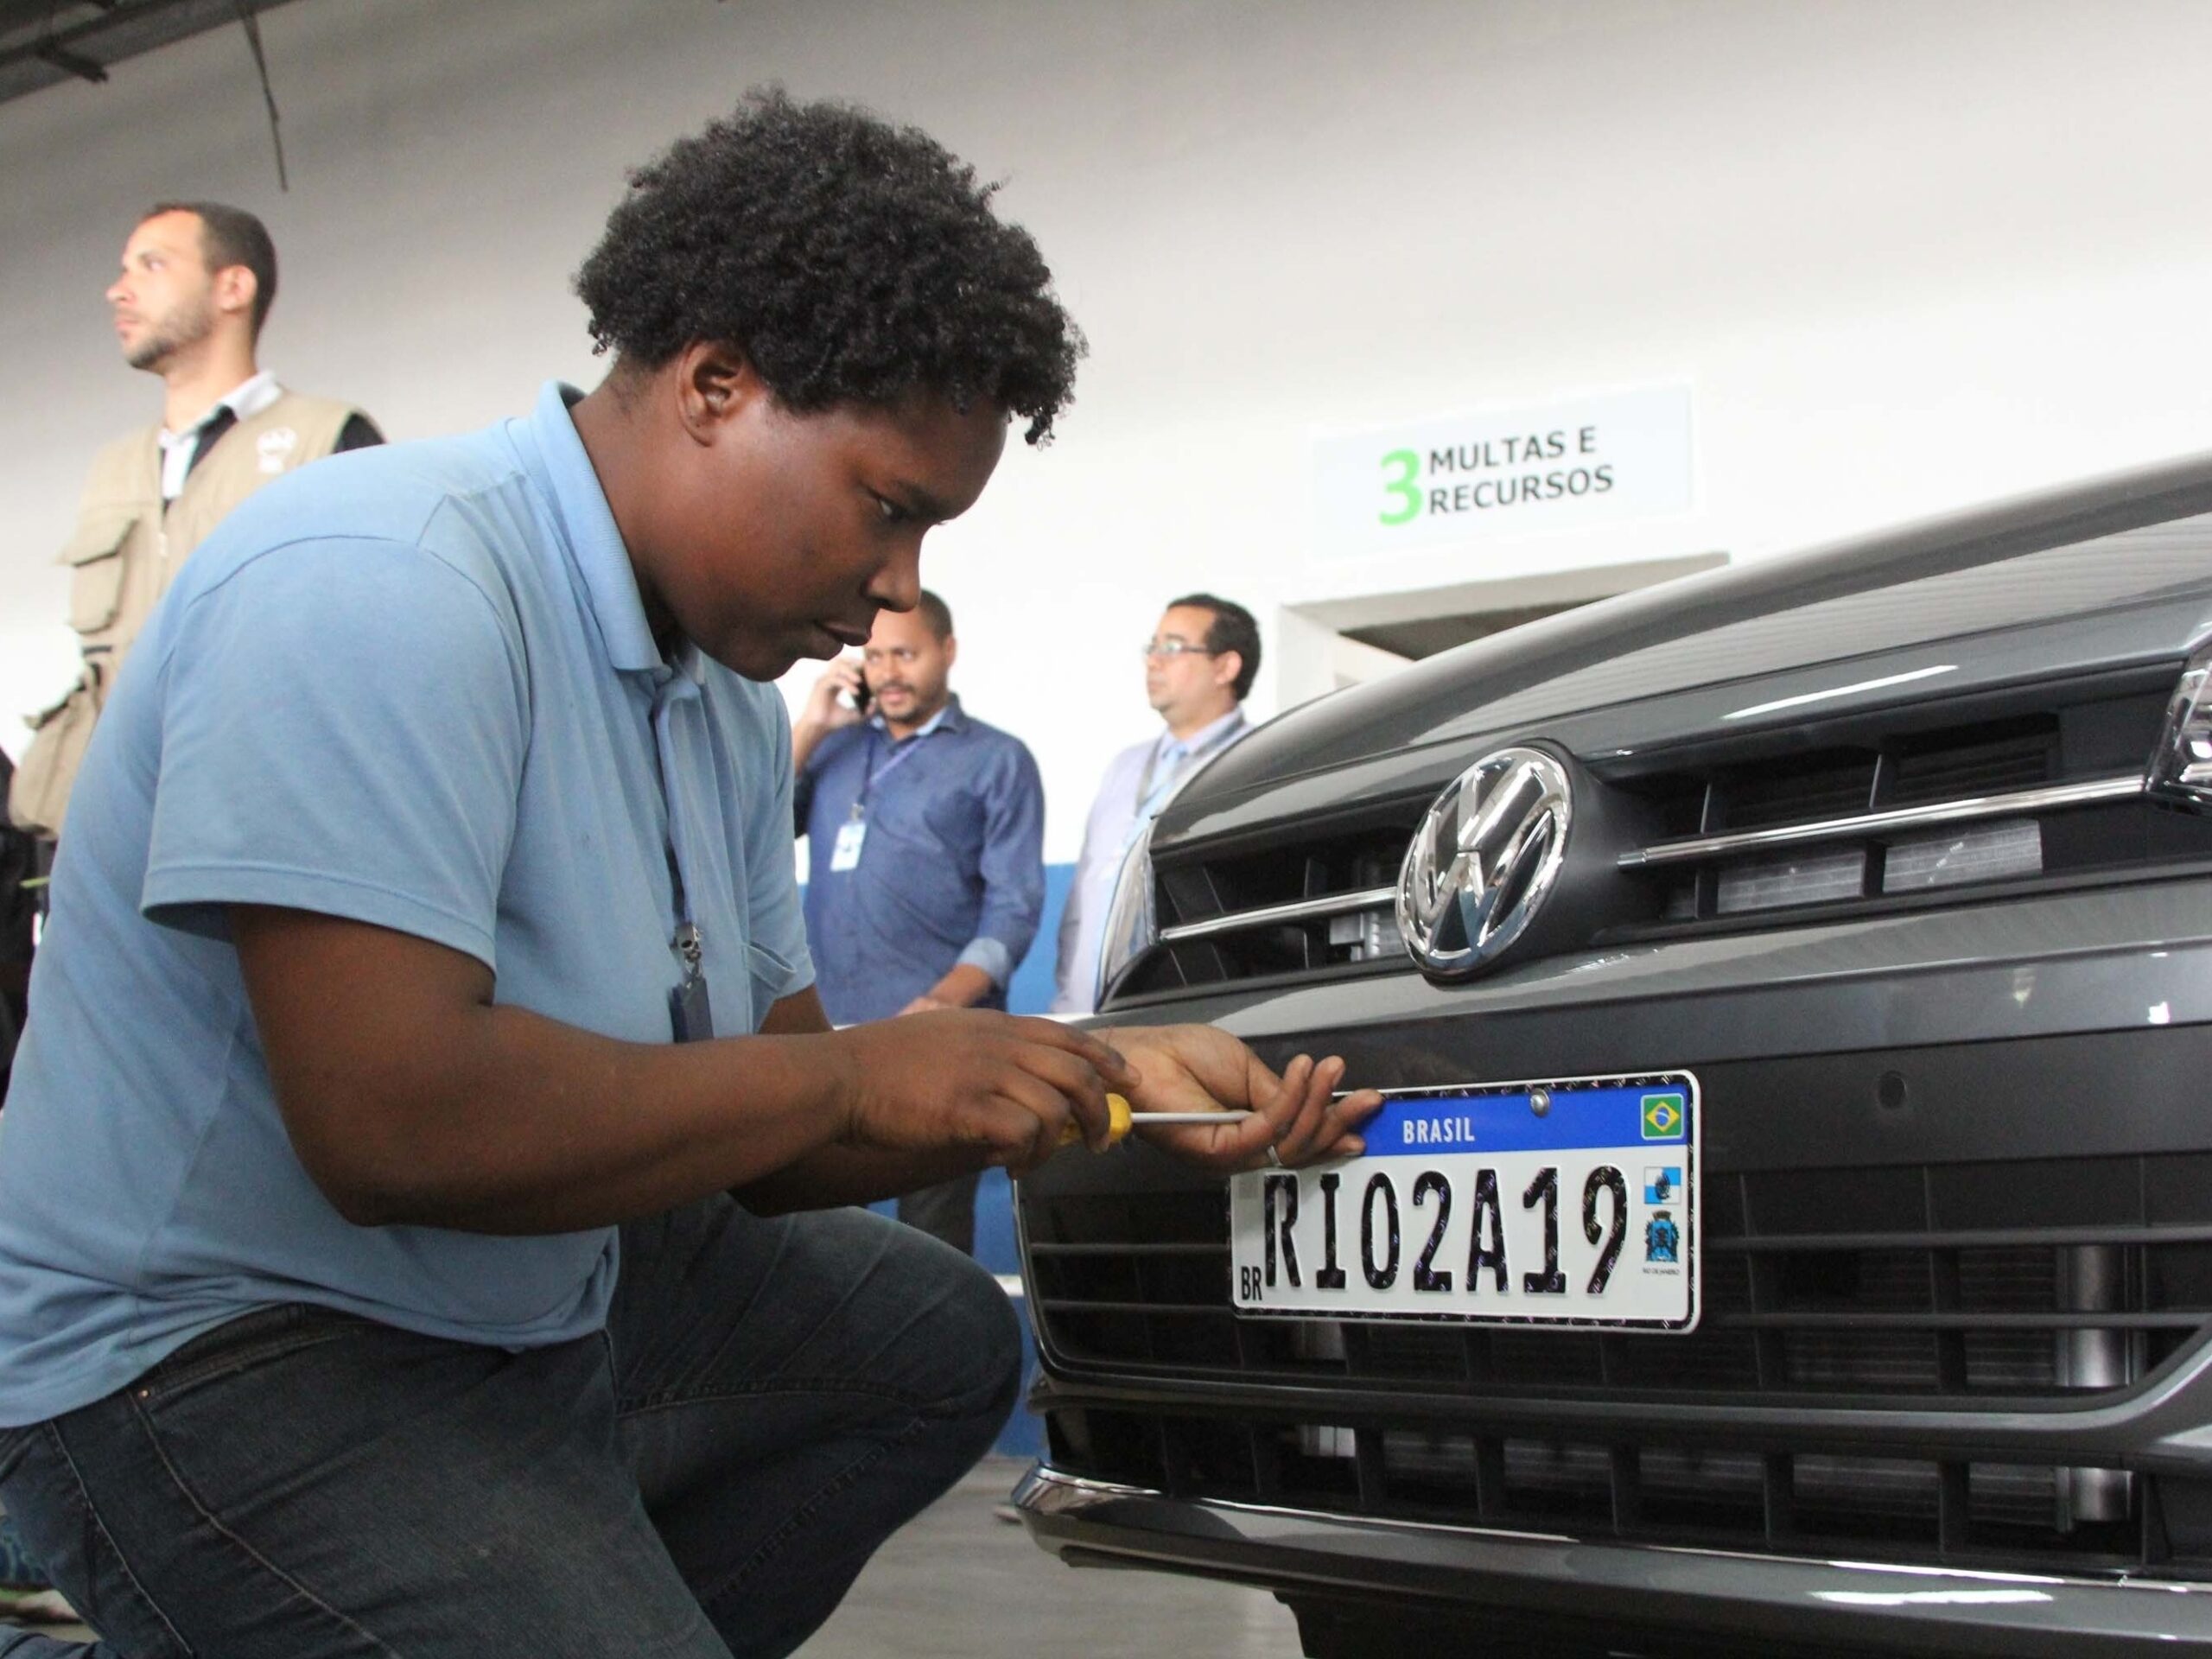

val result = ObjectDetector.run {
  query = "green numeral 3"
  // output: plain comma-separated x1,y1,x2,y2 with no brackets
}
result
1379,448,1421,526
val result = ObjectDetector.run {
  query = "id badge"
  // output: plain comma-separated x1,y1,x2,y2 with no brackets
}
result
669,970,715,1044
830,819,868,873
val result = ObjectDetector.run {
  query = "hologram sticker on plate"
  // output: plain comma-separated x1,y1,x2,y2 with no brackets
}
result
1228,1075,1700,1332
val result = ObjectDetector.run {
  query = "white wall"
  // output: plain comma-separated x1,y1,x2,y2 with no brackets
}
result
7,0,2212,859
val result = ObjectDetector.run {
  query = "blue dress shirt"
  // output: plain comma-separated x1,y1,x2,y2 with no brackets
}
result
797,696,1045,1025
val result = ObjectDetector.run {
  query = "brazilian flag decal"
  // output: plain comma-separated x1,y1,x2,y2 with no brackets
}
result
1642,1091,1686,1140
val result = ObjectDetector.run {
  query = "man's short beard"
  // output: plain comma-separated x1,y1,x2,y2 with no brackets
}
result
124,333,181,372
124,296,215,372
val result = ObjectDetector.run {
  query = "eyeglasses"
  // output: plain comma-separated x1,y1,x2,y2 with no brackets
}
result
1141,639,1220,661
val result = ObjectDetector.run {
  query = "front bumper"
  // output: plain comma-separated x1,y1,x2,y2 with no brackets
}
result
1015,880,2212,1647
1016,1463,2212,1656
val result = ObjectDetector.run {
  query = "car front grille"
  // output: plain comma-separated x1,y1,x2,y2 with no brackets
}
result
1122,808,1421,999
1108,671,2212,1007
1609,691,2208,930
1021,1150,2212,1572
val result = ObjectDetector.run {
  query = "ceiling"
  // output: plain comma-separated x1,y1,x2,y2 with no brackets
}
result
0,0,308,107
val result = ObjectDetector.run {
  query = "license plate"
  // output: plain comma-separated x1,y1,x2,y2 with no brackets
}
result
1230,1074,1699,1332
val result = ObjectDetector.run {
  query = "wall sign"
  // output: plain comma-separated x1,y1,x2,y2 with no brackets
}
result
1312,384,1694,557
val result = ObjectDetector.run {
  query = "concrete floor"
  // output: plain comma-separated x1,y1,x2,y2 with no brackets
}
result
801,1459,1300,1658
0,1460,1302,1656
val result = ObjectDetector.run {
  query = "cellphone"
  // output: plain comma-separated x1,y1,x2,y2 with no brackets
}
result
840,672,872,715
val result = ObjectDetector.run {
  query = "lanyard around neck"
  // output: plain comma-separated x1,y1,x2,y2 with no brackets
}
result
853,724,934,819
645,681,702,969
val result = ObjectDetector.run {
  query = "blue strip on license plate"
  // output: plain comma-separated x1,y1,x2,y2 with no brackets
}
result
1363,1083,1689,1157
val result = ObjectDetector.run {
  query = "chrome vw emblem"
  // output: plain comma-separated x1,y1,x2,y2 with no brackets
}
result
1397,746,1573,978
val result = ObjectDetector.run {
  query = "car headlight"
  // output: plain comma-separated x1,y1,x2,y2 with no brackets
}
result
1095,818,1158,1004
2152,635,2212,810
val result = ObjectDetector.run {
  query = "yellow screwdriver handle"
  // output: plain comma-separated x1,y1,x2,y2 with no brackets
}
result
1058,1093,1134,1148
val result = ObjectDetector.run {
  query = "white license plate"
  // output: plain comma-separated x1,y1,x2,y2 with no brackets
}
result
1230,1074,1700,1332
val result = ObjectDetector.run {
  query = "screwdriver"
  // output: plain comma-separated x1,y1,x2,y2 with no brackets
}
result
1058,1094,1254,1147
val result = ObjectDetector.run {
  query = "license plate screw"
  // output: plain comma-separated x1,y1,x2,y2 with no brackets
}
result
1529,1087,1551,1117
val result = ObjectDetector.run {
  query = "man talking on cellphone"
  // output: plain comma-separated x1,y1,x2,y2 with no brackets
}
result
791,590,1046,1255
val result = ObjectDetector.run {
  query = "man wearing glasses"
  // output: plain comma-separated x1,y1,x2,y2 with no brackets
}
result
1051,594,1260,1014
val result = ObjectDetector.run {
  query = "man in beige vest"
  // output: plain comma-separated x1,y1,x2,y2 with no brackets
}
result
9,200,380,840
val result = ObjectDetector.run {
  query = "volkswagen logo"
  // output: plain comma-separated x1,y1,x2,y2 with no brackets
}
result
1397,746,1573,978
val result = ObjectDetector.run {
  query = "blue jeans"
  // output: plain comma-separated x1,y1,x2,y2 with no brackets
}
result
895,1171,982,1256
0,1198,1020,1656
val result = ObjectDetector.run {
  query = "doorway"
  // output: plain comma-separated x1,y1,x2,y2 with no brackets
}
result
1275,550,1727,705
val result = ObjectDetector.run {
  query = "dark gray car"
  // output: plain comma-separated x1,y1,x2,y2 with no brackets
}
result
1012,454,2212,1656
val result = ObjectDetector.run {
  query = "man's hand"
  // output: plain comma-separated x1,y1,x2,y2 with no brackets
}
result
895,962,993,1017
791,656,866,771
831,1010,1140,1175
1101,1024,1382,1172
801,658,866,733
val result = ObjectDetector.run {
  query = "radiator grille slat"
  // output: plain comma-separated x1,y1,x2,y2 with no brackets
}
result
1046,1407,2158,1573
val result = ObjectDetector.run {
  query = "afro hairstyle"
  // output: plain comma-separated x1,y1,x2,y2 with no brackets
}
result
575,88,1084,445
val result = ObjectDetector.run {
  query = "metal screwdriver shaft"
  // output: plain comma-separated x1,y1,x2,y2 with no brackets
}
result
1058,1095,1254,1147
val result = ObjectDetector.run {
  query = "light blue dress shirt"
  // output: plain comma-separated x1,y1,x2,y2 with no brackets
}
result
0,382,814,1427
1050,708,1248,1014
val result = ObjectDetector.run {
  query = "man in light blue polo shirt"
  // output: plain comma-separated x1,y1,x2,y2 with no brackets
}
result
0,94,1381,1656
